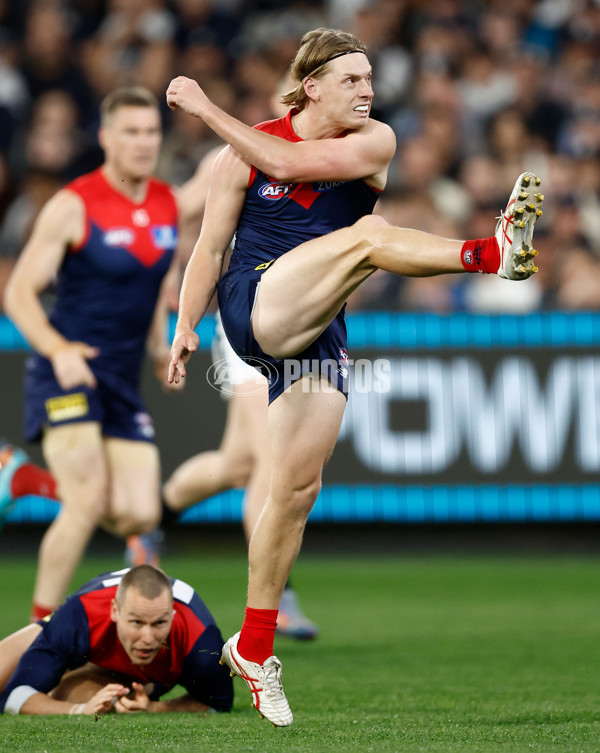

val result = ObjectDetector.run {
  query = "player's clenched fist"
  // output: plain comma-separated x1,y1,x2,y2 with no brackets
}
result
166,76,206,117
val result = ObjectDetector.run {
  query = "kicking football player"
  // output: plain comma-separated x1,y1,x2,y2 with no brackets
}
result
165,27,543,727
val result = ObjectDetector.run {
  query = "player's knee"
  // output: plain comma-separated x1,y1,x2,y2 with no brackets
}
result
61,479,109,526
344,214,390,264
353,214,388,242
272,476,321,519
112,508,160,537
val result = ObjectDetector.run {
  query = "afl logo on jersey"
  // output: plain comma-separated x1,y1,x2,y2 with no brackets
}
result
104,228,135,247
259,182,294,200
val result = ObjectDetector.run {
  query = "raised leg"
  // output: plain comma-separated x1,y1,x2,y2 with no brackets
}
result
252,214,464,358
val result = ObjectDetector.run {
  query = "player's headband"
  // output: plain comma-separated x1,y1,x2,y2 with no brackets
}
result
303,49,366,80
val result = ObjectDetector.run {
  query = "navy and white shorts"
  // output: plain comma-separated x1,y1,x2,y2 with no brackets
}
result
23,354,155,443
217,265,350,404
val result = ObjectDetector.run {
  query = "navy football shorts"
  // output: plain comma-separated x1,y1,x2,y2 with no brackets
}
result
217,264,350,404
23,354,155,443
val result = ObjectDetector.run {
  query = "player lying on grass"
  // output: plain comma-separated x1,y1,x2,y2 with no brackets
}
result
0,565,233,715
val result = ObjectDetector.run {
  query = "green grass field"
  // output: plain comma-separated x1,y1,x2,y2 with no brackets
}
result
1,545,599,752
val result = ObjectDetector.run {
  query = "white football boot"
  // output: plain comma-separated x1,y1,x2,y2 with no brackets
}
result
496,171,543,280
220,632,293,727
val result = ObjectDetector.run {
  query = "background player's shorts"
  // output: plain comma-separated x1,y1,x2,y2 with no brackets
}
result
211,312,267,401
23,354,155,443
217,264,350,404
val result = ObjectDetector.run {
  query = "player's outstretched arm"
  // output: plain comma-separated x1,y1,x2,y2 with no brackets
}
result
166,76,395,186
18,683,130,715
168,146,248,384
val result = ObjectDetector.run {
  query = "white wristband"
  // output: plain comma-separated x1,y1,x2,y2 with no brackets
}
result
68,703,85,715
4,685,40,714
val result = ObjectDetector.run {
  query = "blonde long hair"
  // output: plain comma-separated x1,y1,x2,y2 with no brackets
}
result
280,28,367,112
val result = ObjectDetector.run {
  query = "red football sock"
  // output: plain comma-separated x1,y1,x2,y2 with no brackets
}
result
11,464,59,501
30,603,55,622
237,607,279,664
460,236,500,274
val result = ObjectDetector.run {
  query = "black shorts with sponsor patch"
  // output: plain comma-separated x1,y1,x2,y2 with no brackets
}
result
23,354,155,443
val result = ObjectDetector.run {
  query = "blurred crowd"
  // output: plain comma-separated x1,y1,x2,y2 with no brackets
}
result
0,0,599,313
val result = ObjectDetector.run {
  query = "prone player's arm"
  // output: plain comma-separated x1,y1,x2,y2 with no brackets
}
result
1,601,128,716
168,146,249,384
19,683,129,716
166,76,395,185
3,190,99,389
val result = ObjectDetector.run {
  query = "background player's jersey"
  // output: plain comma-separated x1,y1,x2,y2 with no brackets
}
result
47,169,177,377
229,110,380,271
0,569,233,714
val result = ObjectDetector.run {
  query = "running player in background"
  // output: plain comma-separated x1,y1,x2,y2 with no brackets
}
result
0,565,233,715
165,26,543,727
2,87,180,622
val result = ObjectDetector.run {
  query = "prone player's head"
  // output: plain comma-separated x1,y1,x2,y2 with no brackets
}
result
280,27,371,125
111,565,174,665
98,87,162,181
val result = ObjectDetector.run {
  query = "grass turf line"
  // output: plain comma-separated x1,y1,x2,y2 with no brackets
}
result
0,552,599,752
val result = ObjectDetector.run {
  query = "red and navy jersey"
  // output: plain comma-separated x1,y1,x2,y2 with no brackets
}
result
0,569,233,713
229,109,381,272
48,168,177,378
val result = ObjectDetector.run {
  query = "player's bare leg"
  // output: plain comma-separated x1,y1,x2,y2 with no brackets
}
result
221,376,343,725
33,423,109,616
162,382,265,513
102,439,161,537
126,381,268,567
252,214,463,358
253,172,543,358
247,376,345,609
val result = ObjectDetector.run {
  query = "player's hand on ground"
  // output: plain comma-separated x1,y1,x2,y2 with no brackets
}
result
49,341,99,390
168,329,199,385
113,682,152,713
166,76,206,117
82,683,129,715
